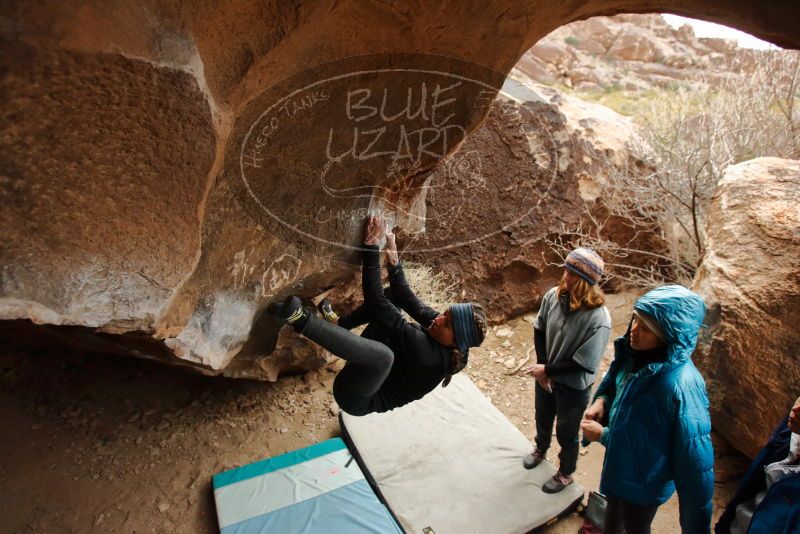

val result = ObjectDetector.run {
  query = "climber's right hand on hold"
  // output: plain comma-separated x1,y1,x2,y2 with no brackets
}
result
364,215,386,246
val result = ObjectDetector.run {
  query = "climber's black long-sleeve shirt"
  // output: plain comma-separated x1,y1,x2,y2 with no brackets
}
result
342,245,450,413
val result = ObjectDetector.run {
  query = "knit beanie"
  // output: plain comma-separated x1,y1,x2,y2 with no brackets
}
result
564,248,605,285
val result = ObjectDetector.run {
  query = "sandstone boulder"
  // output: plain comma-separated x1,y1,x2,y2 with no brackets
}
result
404,79,661,323
567,35,608,56
526,13,800,96
515,54,558,85
571,17,618,52
531,41,577,67
692,158,800,458
607,26,676,63
700,37,738,55
1,2,798,380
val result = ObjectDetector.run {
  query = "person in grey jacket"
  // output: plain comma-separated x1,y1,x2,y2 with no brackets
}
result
523,248,611,493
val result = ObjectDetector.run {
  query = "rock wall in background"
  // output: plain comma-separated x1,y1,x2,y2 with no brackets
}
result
404,81,661,324
519,13,794,92
1,1,798,379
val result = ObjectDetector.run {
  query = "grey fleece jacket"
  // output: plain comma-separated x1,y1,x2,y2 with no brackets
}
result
533,286,612,390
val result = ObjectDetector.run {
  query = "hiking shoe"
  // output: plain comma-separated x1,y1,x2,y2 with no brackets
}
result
542,472,573,494
267,296,309,331
317,298,339,324
523,448,546,470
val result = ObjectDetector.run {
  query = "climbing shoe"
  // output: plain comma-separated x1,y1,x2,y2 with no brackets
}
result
317,299,339,324
267,295,309,331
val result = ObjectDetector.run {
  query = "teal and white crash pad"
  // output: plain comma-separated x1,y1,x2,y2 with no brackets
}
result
341,374,584,534
212,438,402,533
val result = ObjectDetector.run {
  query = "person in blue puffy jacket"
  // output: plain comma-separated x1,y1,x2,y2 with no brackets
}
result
580,285,714,534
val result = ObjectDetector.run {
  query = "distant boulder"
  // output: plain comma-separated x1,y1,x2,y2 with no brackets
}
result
404,80,662,323
693,157,800,458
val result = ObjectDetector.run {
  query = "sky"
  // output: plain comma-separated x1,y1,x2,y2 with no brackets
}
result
661,14,778,50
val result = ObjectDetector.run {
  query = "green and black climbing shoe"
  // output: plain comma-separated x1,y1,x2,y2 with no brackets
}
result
317,299,339,324
267,295,309,331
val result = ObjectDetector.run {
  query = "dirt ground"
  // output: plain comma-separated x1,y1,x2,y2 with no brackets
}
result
0,292,745,533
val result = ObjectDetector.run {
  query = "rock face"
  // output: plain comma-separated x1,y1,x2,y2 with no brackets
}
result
521,14,797,92
1,1,799,379
404,80,659,324
692,158,800,458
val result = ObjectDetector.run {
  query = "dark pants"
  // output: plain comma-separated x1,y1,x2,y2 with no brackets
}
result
603,496,659,534
534,381,591,476
300,314,394,416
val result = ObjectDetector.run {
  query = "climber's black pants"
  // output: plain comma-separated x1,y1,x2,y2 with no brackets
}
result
300,314,394,416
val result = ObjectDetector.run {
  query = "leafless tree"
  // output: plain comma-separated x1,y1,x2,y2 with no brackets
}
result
548,48,800,289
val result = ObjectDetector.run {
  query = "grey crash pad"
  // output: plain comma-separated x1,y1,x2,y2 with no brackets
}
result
340,374,584,534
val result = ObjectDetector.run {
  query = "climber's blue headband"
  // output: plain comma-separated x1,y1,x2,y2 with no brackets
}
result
449,303,480,355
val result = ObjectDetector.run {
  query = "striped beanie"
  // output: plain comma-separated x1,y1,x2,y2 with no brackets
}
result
564,248,604,285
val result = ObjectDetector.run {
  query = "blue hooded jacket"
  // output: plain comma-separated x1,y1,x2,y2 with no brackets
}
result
594,285,714,533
